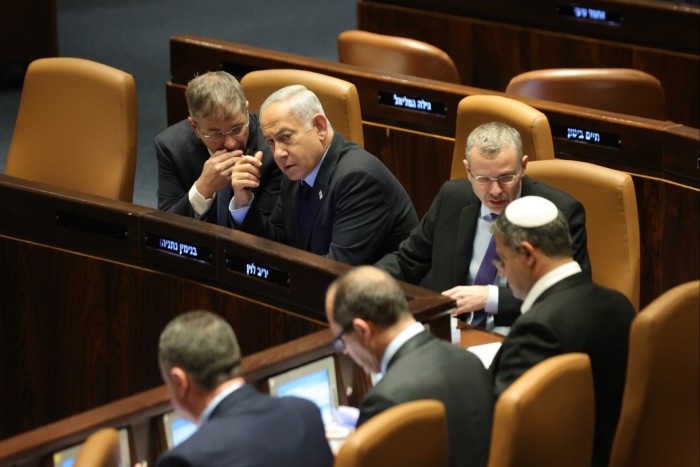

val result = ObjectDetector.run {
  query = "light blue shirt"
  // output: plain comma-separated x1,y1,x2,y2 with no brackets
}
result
199,380,245,426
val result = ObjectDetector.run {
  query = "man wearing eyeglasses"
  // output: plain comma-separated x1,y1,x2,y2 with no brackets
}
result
376,121,591,330
325,266,494,467
155,71,282,227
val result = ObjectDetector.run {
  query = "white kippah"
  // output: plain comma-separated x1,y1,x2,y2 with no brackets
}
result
504,196,558,227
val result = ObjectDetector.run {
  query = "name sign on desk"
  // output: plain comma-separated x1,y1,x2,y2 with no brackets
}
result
145,233,212,264
378,91,447,117
227,255,290,288
551,123,622,149
558,4,623,26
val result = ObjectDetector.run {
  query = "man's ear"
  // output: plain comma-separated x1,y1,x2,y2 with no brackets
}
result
169,367,190,399
187,116,196,131
520,241,537,266
312,114,329,139
352,317,372,342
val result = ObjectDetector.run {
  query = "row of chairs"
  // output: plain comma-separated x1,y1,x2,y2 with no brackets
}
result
5,59,641,312
73,279,699,467
337,29,668,120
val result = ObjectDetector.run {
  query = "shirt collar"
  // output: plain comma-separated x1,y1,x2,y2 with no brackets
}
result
199,380,245,426
302,146,330,188
521,261,582,313
378,321,425,378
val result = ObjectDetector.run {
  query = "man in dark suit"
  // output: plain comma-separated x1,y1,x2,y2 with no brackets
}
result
230,85,418,265
376,122,590,328
489,196,636,467
326,266,494,467
155,71,281,227
155,310,333,467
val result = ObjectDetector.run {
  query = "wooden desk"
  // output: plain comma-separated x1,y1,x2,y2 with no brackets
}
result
166,35,699,310
357,0,700,128
0,175,454,439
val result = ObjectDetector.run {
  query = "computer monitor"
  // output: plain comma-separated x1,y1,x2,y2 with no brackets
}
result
162,411,198,450
267,355,340,426
52,428,131,467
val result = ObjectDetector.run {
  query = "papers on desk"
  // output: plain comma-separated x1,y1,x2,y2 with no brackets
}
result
466,342,502,369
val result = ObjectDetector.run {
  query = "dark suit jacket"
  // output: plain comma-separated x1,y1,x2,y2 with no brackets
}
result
375,177,591,325
155,384,333,467
155,115,282,227
240,132,418,265
358,331,494,467
490,272,636,467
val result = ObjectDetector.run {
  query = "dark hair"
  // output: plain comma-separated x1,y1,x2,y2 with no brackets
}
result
491,209,573,258
158,310,242,390
329,266,409,328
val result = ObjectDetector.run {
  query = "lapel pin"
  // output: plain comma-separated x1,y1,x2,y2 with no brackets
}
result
318,190,323,200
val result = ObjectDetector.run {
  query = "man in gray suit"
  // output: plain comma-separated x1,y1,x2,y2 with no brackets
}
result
489,196,636,467
325,266,493,467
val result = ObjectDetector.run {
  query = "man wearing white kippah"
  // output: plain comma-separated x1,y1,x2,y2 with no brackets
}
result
376,122,591,330
489,196,636,467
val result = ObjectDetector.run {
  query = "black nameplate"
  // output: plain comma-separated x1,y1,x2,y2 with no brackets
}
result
558,4,623,26
226,255,290,289
56,211,128,241
550,123,622,149
145,233,212,264
377,91,447,116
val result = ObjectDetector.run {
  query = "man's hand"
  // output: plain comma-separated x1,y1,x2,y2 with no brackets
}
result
231,151,264,208
442,285,490,315
195,149,243,199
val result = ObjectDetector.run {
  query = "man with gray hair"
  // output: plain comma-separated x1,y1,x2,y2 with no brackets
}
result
155,71,281,226
229,84,417,265
155,310,333,467
376,121,591,329
489,196,635,467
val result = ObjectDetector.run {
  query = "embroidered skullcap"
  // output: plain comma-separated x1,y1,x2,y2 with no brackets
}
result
504,196,558,227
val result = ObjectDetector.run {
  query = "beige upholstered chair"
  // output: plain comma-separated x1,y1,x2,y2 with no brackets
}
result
506,68,667,120
74,428,121,467
6,57,138,202
335,399,448,467
609,280,700,467
450,95,554,180
526,159,640,310
337,29,460,84
241,68,364,148
488,353,594,467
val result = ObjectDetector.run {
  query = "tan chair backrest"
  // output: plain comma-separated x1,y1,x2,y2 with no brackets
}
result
506,68,667,120
338,29,461,84
489,353,594,467
335,399,448,467
74,428,120,467
6,57,138,202
609,280,700,467
241,69,364,148
450,95,554,180
526,159,640,310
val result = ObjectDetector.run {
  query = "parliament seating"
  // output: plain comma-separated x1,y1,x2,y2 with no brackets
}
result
526,159,641,310
6,57,138,202
74,428,121,467
337,29,460,84
488,353,594,467
608,280,700,467
506,68,668,120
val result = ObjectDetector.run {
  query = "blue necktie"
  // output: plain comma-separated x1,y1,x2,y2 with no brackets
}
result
470,213,499,328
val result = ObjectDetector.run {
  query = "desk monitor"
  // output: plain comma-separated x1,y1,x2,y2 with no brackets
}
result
52,428,131,467
267,355,340,426
163,411,198,450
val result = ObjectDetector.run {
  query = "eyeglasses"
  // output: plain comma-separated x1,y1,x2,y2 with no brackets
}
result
331,321,355,353
198,111,249,142
469,168,522,186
